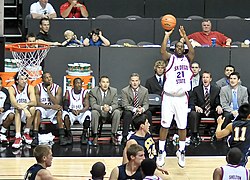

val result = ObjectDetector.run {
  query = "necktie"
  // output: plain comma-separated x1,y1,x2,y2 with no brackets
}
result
232,90,238,110
159,77,163,87
134,90,139,108
204,88,211,117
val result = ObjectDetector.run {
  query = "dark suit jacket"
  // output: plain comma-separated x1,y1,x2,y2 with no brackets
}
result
121,85,149,112
145,75,164,96
89,86,119,113
189,85,221,111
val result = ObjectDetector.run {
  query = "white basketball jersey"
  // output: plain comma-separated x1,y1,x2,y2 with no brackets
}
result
37,83,59,105
0,90,7,108
67,88,86,110
12,83,30,104
221,164,249,180
164,54,193,96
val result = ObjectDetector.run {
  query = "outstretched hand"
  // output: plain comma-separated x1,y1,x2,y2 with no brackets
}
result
217,115,225,125
164,29,174,37
179,26,187,38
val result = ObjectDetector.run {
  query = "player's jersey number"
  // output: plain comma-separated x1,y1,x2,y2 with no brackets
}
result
234,126,247,141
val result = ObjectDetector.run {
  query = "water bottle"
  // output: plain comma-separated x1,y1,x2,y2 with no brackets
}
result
167,38,171,48
80,36,83,44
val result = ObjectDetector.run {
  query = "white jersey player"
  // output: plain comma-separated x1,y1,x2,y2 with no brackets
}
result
0,77,15,144
32,72,67,146
213,147,249,180
157,26,195,168
9,73,36,149
63,78,91,145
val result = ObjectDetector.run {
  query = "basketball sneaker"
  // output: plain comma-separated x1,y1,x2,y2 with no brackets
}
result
0,133,9,144
12,137,23,149
176,150,185,168
156,150,166,167
22,133,32,145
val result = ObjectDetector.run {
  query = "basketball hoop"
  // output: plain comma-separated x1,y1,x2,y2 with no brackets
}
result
5,42,50,80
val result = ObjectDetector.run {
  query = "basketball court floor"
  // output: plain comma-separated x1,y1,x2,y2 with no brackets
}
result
0,139,238,179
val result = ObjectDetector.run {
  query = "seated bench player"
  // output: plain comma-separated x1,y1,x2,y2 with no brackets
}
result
63,78,91,145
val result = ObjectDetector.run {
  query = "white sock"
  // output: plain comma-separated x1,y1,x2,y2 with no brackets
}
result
15,133,21,138
24,128,30,134
159,140,166,152
0,127,7,134
179,141,186,151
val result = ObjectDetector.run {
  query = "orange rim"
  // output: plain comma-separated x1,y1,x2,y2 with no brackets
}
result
5,42,50,52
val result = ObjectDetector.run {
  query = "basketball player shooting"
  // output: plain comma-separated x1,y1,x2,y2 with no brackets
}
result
156,26,195,168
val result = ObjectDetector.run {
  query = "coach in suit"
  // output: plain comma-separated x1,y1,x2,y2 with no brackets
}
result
89,76,121,146
189,71,223,145
121,73,152,144
220,72,249,128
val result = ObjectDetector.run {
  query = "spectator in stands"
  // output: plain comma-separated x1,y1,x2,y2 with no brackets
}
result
109,144,144,179
188,71,222,145
213,147,249,179
89,76,121,146
190,61,202,91
24,145,56,180
30,0,57,19
9,73,36,149
141,158,162,180
26,33,37,42
216,103,250,167
145,60,165,115
36,18,61,46
186,19,232,47
83,28,110,47
121,73,152,144
216,65,235,88
0,77,15,145
32,72,67,146
63,78,91,145
60,0,88,18
220,72,248,128
61,30,82,47
90,161,106,180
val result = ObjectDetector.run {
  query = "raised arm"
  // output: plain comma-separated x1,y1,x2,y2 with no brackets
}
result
160,29,174,61
179,26,195,62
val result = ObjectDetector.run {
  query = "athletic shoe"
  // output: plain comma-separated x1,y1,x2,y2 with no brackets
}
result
176,150,185,168
0,133,9,144
156,150,166,167
22,133,32,145
12,137,23,149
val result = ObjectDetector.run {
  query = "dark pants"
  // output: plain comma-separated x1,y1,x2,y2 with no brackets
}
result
122,110,152,137
188,110,219,134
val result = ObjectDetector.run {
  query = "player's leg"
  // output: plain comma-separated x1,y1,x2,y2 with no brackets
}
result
80,110,91,145
56,110,67,146
12,109,23,148
31,109,42,147
23,107,35,145
175,95,189,168
0,112,14,144
63,112,73,144
157,94,173,167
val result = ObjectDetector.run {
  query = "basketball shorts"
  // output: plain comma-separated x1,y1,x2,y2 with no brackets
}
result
161,92,189,129
0,110,13,124
62,110,91,126
36,107,58,124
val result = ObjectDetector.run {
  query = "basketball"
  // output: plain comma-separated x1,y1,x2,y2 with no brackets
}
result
161,14,176,31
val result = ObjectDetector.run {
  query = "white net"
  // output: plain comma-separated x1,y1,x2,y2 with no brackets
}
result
8,43,50,80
